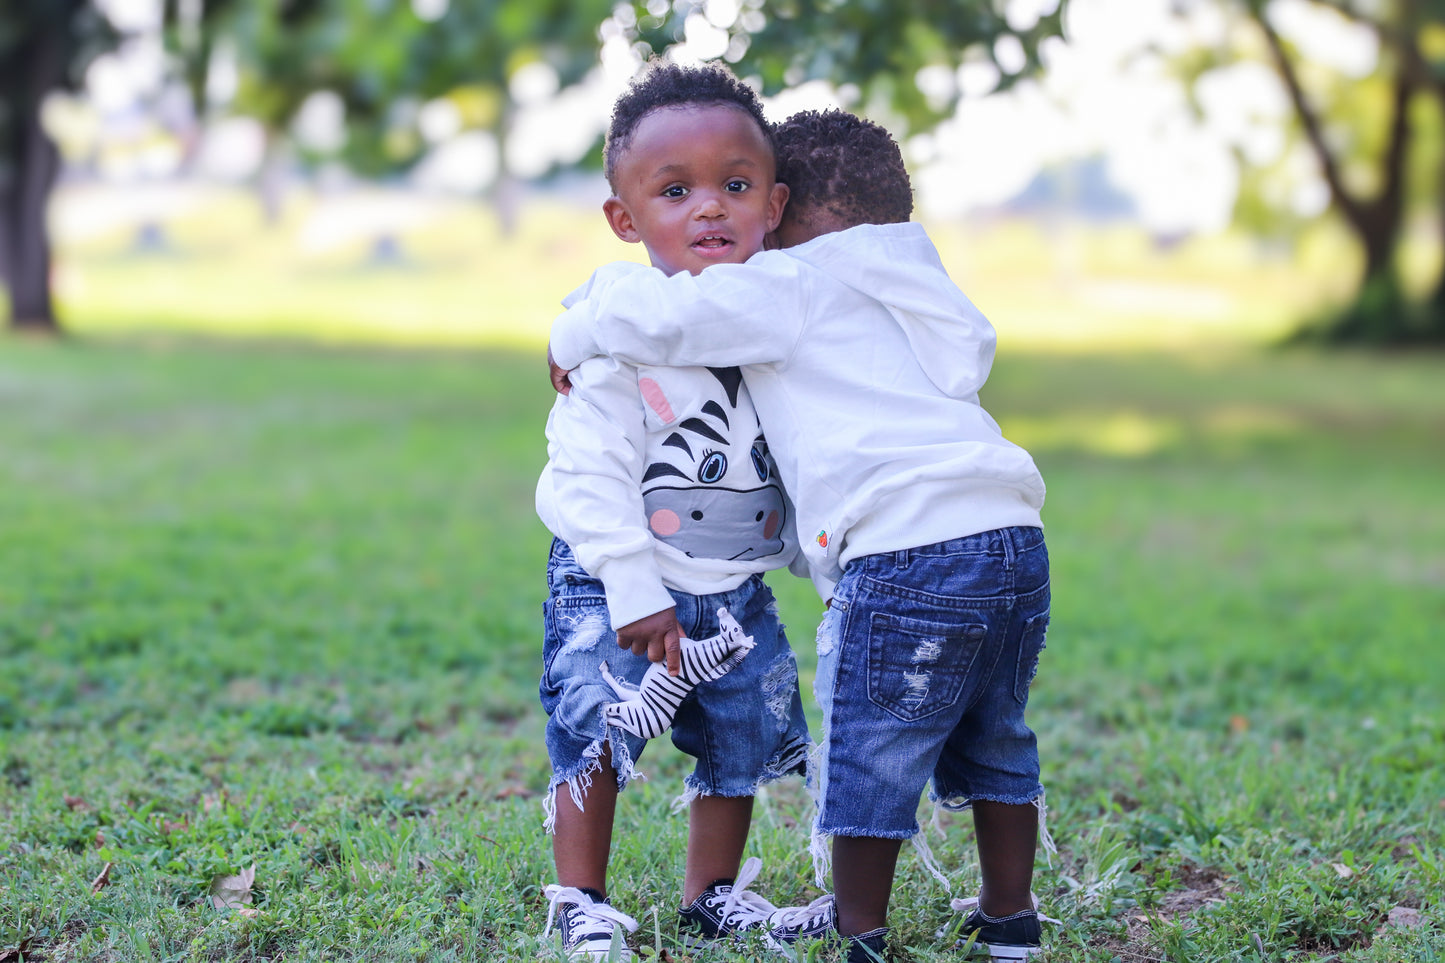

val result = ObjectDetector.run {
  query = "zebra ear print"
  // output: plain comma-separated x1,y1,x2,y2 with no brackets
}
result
601,607,755,740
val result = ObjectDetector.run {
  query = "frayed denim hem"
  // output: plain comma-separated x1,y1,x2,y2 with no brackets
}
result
804,822,954,892
540,727,645,834
670,733,811,813
928,789,1057,866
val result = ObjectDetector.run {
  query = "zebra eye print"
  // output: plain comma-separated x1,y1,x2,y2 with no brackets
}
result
600,607,755,740
697,450,727,483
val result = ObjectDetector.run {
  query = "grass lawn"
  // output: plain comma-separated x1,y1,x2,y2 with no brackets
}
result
1,335,1442,962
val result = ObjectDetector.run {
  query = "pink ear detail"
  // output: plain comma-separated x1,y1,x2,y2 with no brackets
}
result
638,377,676,423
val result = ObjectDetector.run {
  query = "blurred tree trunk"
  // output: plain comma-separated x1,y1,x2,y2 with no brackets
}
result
1255,5,1424,342
258,127,289,226
2,4,69,334
493,105,519,238
1252,0,1445,343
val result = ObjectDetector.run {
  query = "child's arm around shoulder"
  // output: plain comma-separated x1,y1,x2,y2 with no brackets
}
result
549,252,811,371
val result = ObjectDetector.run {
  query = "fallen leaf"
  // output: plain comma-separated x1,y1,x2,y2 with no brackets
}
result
91,861,113,893
209,864,256,912
1331,862,1354,878
1384,906,1423,930
64,795,89,811
1229,714,1249,734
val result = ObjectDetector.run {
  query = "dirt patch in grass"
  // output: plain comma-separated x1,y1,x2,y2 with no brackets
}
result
1088,864,1232,962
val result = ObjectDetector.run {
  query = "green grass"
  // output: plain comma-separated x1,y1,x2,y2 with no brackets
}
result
48,185,1362,351
1,336,1442,961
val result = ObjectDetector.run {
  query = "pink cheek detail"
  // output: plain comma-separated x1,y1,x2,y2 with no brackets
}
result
764,511,780,539
638,377,676,424
650,509,681,537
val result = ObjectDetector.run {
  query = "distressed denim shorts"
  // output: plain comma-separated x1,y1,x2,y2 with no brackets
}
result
812,526,1050,839
539,539,810,816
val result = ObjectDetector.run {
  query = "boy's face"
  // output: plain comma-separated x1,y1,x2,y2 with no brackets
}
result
604,104,788,277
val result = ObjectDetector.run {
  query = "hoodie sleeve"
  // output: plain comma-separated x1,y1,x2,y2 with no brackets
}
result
550,253,810,371
540,354,676,629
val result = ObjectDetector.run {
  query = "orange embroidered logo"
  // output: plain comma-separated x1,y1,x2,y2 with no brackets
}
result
816,530,829,549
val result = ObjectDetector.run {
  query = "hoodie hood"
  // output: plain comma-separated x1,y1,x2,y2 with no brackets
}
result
780,222,996,401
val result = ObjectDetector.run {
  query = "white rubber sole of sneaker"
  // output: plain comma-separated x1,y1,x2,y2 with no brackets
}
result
968,943,1041,962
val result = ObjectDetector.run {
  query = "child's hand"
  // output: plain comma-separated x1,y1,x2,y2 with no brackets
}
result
617,608,683,676
548,347,573,395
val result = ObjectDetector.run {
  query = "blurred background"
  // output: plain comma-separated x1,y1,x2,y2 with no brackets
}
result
2,0,1442,350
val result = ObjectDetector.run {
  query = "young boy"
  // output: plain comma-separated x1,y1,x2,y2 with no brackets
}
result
534,62,811,959
549,110,1054,962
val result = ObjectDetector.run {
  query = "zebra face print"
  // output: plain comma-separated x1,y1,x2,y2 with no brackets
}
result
638,367,788,562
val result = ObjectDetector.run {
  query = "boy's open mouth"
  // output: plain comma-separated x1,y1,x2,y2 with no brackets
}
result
692,234,733,252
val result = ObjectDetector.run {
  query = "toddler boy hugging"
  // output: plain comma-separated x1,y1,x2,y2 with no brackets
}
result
533,61,811,960
550,110,1056,962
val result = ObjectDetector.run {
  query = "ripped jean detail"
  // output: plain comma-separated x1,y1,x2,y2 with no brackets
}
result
538,539,810,829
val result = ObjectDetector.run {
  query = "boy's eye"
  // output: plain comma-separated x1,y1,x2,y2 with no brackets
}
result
725,180,749,193
662,185,688,198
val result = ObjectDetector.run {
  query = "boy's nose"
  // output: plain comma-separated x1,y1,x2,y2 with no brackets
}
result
695,193,726,218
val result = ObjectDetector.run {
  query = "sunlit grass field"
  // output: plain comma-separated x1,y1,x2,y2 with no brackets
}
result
48,183,1365,352
2,322,1441,961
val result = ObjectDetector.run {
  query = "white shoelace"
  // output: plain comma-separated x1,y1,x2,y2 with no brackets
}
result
768,892,836,932
949,894,1061,926
714,856,780,927
542,884,640,940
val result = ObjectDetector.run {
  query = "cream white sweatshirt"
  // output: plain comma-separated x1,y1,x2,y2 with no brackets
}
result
549,222,1045,599
536,269,799,629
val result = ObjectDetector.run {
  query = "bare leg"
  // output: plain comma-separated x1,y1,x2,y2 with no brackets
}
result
683,794,754,904
551,745,620,895
832,835,902,936
972,800,1037,917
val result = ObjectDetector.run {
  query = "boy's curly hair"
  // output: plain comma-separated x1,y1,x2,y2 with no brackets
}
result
773,110,913,226
604,60,774,189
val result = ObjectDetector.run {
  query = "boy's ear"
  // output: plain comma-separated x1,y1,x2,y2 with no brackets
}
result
766,182,790,233
603,196,641,243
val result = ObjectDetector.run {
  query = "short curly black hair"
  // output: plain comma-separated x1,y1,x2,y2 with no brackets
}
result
773,109,913,227
604,60,774,189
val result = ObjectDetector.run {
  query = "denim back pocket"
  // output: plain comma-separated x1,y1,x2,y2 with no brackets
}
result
866,612,988,722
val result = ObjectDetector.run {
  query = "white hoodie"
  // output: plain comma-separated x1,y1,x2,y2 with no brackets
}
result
549,222,1045,598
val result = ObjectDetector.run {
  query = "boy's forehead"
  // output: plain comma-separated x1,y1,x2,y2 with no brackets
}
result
617,103,773,171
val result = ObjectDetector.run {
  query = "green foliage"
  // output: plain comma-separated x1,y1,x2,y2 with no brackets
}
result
1,339,1443,961
626,0,1068,133
165,0,617,181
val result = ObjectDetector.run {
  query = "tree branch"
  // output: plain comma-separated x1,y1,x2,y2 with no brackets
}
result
1311,0,1443,97
1249,3,1367,232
